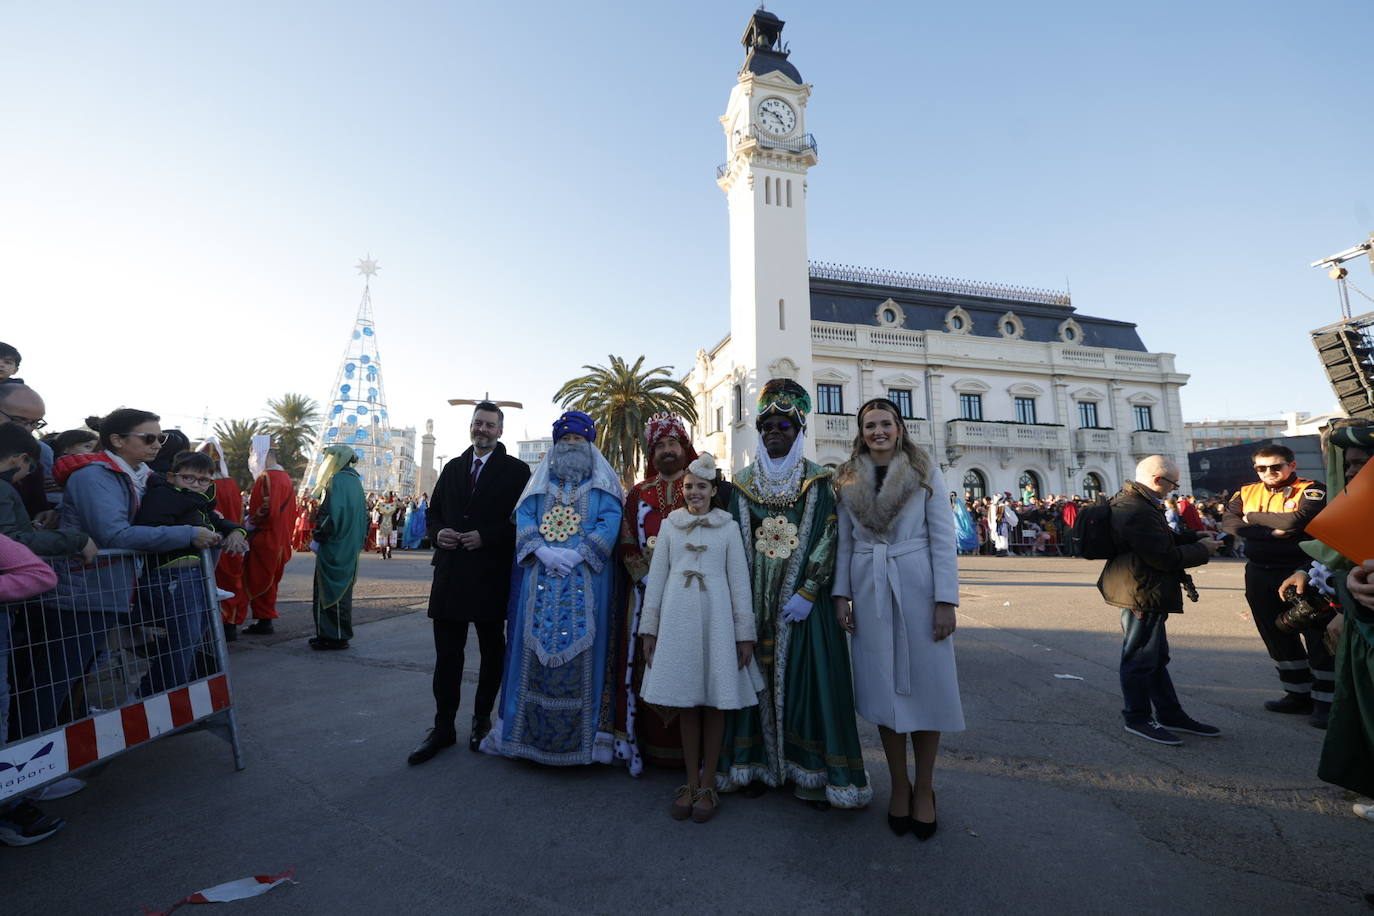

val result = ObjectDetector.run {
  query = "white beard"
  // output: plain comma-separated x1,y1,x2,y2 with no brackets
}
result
548,440,593,483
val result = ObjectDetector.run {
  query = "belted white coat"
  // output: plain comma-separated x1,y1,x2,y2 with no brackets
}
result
637,507,762,710
834,455,965,733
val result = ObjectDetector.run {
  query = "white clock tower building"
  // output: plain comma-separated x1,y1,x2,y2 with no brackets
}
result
714,10,818,469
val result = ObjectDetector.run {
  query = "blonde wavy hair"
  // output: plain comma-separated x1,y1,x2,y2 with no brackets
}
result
836,397,933,494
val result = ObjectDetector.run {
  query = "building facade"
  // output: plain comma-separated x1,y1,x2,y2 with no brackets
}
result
683,11,1193,499
518,437,552,470
390,426,417,496
1184,418,1287,452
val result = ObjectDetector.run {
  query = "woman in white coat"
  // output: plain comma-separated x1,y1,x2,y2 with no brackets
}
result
639,453,760,823
833,398,964,840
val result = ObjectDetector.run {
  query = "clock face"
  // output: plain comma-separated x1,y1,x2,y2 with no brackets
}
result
758,98,796,136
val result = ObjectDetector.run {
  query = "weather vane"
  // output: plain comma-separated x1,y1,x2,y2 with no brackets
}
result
356,254,380,280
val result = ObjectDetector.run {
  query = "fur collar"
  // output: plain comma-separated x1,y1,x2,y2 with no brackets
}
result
835,454,919,535
666,507,731,529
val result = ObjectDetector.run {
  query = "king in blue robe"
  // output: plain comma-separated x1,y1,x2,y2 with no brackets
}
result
486,411,624,766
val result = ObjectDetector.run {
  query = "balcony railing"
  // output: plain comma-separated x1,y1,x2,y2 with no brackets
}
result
1073,428,1115,452
717,127,819,179
815,414,931,445
946,419,1069,451
810,261,1071,307
1130,430,1171,455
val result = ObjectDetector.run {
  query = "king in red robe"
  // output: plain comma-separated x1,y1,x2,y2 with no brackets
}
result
243,448,297,634
612,413,698,775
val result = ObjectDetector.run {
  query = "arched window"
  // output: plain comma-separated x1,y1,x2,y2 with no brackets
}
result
764,178,771,205
1018,470,1041,500
786,179,793,207
731,384,743,424
1082,472,1104,500
962,468,987,500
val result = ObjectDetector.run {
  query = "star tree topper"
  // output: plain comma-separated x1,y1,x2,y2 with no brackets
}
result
356,254,380,280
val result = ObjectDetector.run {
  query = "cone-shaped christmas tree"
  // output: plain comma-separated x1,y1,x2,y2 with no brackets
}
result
304,256,398,495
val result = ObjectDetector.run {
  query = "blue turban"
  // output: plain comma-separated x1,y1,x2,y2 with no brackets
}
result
553,410,596,443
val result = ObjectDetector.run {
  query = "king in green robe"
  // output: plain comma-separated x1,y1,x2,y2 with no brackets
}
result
1306,423,1374,797
310,445,368,649
717,379,872,808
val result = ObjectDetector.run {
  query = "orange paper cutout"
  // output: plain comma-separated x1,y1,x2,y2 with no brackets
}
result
1306,458,1374,565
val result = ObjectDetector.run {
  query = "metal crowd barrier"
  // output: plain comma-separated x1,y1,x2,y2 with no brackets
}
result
1,547,244,804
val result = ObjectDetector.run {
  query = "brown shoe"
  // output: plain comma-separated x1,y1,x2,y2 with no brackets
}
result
691,787,719,823
670,785,694,821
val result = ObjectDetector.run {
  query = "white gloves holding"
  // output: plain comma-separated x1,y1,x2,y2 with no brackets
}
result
536,545,583,577
781,592,813,624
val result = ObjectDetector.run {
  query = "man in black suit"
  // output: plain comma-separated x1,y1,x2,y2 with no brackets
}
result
408,402,531,764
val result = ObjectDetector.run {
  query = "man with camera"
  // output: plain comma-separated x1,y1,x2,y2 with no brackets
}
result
1098,456,1222,745
1222,444,1330,727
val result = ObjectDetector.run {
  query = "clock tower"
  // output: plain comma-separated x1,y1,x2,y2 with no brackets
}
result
717,9,818,468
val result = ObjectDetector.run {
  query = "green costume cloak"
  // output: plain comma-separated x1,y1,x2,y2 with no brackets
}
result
1308,425,1374,796
717,459,872,808
312,465,367,641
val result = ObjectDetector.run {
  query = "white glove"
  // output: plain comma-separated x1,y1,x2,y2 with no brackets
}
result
555,546,584,570
780,593,814,624
308,540,319,553
535,546,572,576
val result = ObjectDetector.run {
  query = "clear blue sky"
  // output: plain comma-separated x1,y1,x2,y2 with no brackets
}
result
3,0,1370,460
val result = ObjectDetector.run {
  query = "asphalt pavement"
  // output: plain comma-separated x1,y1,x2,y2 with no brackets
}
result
9,551,1372,914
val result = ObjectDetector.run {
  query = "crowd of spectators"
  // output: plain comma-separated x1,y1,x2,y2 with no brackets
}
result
958,491,1244,558
0,340,246,846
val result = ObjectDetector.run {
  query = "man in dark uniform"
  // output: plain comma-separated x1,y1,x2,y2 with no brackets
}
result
1222,444,1331,727
408,402,531,764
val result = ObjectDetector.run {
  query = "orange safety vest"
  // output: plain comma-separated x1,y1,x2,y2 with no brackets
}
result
1237,477,1321,516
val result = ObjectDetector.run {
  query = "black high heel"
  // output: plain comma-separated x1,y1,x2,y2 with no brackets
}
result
888,782,913,836
912,790,937,841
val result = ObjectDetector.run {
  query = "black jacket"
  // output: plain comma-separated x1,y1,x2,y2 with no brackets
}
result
135,475,246,567
426,442,531,622
1097,481,1211,614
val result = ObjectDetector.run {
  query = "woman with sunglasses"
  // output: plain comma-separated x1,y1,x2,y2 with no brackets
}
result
16,409,221,735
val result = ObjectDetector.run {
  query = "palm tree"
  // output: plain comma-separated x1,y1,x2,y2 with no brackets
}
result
262,393,322,484
213,418,268,491
553,355,697,485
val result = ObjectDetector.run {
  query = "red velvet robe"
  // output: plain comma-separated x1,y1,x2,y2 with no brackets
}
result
613,474,689,770
213,477,249,625
244,468,296,619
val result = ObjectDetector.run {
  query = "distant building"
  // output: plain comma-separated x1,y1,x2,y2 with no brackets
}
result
391,426,417,496
1184,419,1287,453
518,438,552,469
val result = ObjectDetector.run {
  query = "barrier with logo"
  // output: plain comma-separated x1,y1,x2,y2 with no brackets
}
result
1,547,244,803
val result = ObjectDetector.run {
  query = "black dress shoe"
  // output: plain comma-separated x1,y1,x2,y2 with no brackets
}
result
469,715,493,752
308,637,349,651
223,623,238,642
1264,692,1313,715
242,620,275,635
887,813,913,836
407,728,457,765
740,782,768,798
912,791,938,841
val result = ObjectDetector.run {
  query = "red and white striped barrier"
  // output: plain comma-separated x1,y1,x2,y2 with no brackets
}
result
144,869,296,915
0,675,230,803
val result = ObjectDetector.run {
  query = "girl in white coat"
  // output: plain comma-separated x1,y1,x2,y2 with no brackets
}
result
638,453,760,823
833,398,964,841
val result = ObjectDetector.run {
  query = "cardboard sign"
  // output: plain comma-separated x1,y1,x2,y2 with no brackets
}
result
1307,458,1374,564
